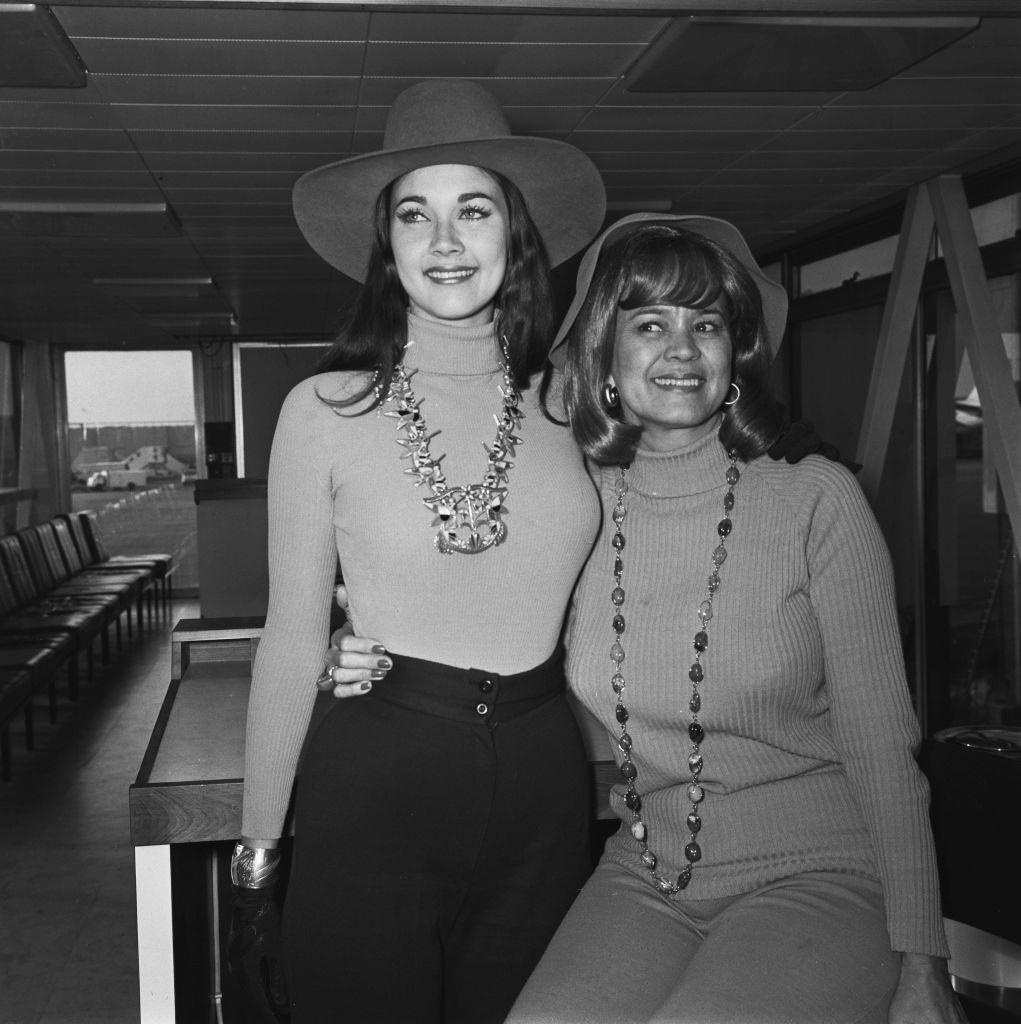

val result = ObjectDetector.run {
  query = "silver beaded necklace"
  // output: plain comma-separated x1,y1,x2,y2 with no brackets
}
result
609,452,740,894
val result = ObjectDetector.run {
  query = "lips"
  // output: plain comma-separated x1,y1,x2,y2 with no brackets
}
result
425,267,476,284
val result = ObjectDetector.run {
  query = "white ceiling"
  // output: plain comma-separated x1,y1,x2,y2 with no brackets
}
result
1,1,1019,349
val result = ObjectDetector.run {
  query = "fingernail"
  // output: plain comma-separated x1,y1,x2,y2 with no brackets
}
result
377,658,391,669
370,669,385,680
371,645,387,655
360,681,373,691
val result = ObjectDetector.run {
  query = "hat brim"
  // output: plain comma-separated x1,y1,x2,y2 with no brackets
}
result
548,213,789,368
293,137,606,281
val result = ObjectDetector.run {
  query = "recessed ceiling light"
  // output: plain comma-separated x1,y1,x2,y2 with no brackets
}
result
625,16,980,93
0,3,86,88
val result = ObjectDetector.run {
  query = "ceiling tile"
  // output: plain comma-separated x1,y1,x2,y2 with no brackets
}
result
92,74,362,107
580,105,815,132
0,101,121,129
130,130,350,153
71,39,365,77
55,7,371,41
112,105,357,133
759,128,973,151
797,105,1021,131
357,76,614,107
0,127,132,149
363,42,644,79
144,152,343,173
368,12,665,44
570,131,775,152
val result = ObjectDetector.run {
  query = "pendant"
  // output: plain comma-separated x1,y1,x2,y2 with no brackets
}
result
428,484,508,554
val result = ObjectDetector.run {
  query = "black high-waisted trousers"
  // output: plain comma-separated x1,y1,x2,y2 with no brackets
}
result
282,646,591,1024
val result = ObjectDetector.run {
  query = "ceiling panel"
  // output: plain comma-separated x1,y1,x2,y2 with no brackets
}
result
0,101,119,129
91,74,362,107
362,41,644,79
69,40,366,77
54,7,371,40
0,3,1017,350
111,105,357,133
368,12,665,45
578,105,815,132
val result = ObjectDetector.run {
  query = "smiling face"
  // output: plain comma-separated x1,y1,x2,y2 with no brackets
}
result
611,301,733,452
389,163,509,327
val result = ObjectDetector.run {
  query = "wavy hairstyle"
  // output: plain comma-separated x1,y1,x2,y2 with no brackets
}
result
317,167,554,412
561,225,785,465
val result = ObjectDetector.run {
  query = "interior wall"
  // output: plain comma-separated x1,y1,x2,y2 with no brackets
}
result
797,304,919,608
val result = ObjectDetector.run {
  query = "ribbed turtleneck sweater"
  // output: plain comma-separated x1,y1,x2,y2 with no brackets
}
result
567,428,949,957
241,314,599,841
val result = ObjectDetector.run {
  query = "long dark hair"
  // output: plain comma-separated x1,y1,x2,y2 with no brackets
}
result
561,225,785,465
318,167,554,412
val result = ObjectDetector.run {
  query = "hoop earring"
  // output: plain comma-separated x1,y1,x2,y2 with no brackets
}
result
602,381,620,410
723,382,741,407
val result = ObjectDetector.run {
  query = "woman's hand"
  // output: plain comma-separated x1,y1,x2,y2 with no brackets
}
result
315,584,391,698
888,953,968,1024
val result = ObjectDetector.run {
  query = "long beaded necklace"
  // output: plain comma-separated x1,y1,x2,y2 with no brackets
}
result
609,451,740,895
380,339,523,555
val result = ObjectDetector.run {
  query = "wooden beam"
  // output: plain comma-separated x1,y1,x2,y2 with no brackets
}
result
928,175,1021,548
855,185,934,502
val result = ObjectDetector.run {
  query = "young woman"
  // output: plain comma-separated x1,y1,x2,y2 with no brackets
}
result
233,79,607,1023
327,215,965,1024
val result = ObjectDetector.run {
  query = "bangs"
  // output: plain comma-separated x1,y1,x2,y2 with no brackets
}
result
616,232,727,314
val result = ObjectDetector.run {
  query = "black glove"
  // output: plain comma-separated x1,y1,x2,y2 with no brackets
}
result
227,886,291,1023
767,409,858,471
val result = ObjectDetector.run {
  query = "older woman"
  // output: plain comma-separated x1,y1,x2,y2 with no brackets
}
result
503,214,965,1024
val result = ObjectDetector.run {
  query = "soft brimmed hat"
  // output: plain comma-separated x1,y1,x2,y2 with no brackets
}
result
548,213,789,368
292,80,607,281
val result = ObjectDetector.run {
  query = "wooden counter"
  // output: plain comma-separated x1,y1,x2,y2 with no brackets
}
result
130,617,617,1023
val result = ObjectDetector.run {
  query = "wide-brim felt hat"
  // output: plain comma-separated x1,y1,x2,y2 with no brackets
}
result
292,79,607,281
548,213,789,368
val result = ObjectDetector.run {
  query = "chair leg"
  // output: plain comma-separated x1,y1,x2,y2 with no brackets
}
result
69,653,80,701
1,725,10,782
86,642,94,684
101,625,111,664
48,675,58,724
24,701,34,752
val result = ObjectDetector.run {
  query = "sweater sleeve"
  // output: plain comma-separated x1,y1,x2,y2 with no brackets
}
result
240,378,339,841
801,459,949,957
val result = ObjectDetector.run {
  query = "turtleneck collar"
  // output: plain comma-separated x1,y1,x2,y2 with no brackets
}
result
402,312,502,377
626,417,733,498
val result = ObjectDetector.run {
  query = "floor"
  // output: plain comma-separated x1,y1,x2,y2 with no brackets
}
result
0,598,200,1024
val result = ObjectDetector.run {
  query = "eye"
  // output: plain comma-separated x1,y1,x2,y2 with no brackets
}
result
693,314,726,334
394,206,427,224
459,203,492,221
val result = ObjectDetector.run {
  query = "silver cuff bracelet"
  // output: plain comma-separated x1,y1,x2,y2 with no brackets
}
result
230,842,281,889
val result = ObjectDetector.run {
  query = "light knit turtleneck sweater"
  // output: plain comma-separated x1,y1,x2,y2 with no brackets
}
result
241,314,599,841
567,428,949,957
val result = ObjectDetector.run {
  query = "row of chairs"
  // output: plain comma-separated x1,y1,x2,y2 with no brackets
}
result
0,511,174,780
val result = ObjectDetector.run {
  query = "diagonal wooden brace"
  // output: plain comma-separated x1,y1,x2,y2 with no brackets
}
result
855,185,935,501
929,174,1021,547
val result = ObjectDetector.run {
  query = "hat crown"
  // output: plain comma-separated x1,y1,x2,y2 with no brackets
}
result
383,80,512,154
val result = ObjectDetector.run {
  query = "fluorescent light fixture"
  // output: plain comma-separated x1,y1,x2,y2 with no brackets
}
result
626,16,980,93
93,277,214,288
0,201,181,237
0,3,86,88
